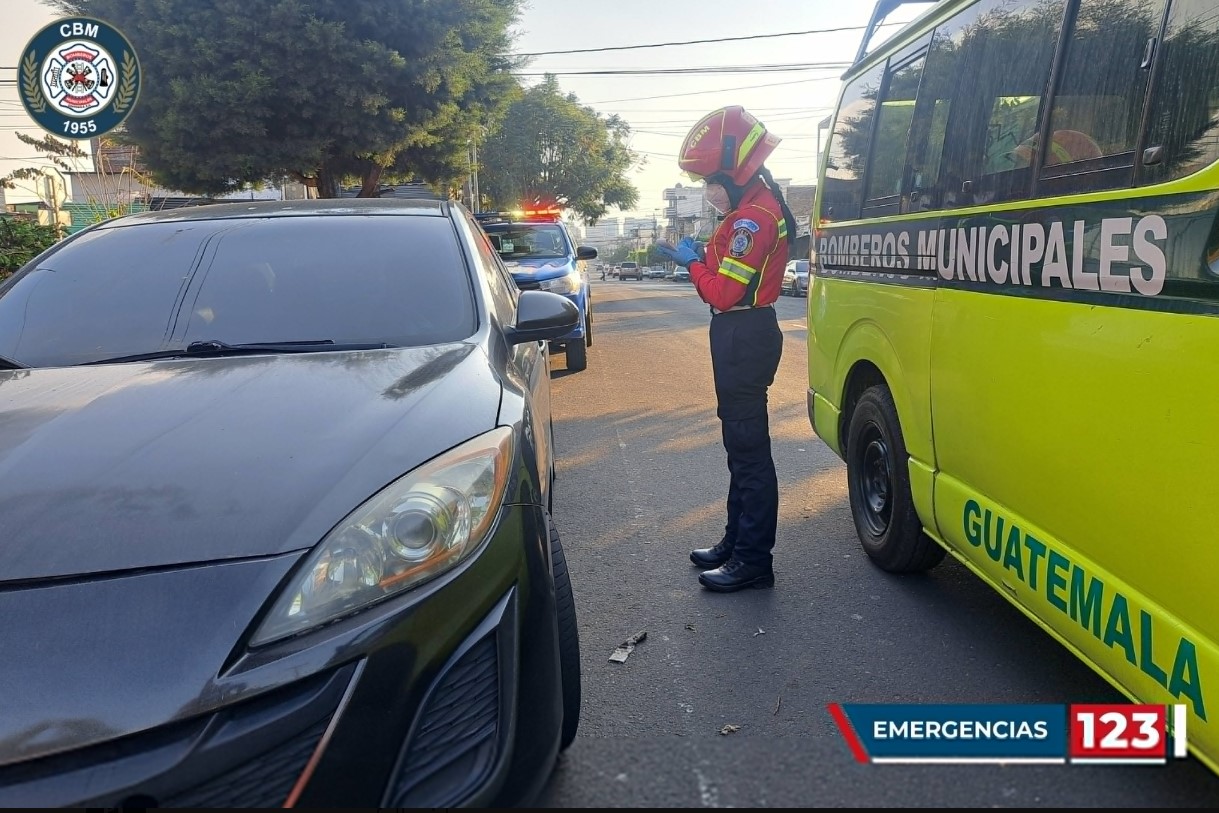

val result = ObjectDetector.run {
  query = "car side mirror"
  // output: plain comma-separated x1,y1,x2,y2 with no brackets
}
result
576,245,598,260
505,290,580,345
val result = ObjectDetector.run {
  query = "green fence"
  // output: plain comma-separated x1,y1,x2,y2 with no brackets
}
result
62,202,151,235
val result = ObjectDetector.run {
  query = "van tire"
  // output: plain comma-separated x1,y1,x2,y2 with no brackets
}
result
845,384,946,573
566,338,587,372
549,516,582,750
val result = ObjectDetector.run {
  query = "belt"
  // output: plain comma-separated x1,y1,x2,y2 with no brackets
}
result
710,303,774,315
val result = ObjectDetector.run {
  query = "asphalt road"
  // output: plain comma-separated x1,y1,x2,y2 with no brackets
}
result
533,276,1219,807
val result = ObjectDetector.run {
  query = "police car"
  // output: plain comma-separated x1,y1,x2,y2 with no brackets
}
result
476,207,596,371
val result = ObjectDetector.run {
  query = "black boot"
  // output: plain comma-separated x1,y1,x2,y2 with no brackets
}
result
698,559,774,592
690,538,733,569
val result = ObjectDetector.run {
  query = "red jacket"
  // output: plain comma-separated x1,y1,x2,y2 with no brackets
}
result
688,181,789,312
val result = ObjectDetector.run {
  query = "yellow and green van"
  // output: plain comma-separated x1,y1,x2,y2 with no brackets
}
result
808,0,1219,773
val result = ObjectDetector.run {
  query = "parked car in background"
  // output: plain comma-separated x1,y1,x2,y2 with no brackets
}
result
782,259,810,297
619,261,642,281
673,267,691,283
648,266,666,279
477,206,596,371
0,198,582,808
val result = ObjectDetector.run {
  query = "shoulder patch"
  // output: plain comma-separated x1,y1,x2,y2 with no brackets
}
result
729,227,754,258
732,218,760,233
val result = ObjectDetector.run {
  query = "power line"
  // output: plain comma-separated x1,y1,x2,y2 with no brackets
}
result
585,76,835,105
513,62,850,77
511,23,900,57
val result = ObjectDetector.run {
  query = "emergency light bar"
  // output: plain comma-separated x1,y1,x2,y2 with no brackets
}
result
474,206,563,224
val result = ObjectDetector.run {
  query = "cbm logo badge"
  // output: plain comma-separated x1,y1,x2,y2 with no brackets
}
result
18,18,141,140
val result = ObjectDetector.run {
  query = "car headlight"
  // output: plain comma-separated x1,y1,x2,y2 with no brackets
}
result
539,270,580,295
251,427,514,645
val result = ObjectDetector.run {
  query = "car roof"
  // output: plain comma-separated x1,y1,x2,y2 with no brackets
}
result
95,198,448,229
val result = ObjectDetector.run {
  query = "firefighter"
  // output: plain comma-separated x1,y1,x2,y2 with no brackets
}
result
1011,128,1102,167
655,105,798,592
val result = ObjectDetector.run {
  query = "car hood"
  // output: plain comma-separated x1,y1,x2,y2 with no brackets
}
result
0,343,500,582
503,257,573,280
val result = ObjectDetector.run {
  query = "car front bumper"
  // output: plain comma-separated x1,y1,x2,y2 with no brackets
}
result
0,502,563,809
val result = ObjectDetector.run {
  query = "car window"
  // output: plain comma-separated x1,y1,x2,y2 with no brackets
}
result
464,213,517,322
482,223,570,260
0,215,477,367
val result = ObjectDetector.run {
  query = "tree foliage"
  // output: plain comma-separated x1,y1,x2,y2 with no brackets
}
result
45,0,523,197
0,218,62,278
479,76,640,224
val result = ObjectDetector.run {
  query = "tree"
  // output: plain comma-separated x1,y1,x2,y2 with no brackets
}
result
46,0,523,197
478,76,640,224
0,219,63,279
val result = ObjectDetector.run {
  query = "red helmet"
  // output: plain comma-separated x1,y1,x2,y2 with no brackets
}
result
677,106,781,186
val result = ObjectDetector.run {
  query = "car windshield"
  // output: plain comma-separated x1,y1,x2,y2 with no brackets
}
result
482,223,570,260
792,260,810,274
0,215,477,367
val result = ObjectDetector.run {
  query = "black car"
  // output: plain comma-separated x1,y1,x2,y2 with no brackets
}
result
0,199,582,807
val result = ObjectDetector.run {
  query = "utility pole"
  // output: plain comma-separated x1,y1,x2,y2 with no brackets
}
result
471,140,480,213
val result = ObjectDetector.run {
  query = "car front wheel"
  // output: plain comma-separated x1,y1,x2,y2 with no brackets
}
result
845,384,946,573
565,337,587,371
549,516,581,750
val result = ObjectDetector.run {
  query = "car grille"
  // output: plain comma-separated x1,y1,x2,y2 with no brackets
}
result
515,280,542,291
162,718,328,808
389,633,500,806
0,664,354,808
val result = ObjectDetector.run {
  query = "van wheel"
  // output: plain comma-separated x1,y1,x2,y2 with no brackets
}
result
549,516,582,750
845,384,946,573
566,337,587,372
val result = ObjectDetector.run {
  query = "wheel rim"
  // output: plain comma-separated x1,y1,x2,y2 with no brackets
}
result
854,422,892,537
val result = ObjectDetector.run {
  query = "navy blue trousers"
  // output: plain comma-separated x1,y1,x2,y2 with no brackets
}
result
708,306,783,568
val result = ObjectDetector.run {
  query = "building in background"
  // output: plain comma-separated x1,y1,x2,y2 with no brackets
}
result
662,183,719,243
579,218,621,251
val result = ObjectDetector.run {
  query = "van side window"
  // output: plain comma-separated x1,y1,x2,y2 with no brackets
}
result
906,29,955,213
931,0,1065,209
1038,0,1168,195
1140,0,1219,185
863,49,927,216
820,63,884,223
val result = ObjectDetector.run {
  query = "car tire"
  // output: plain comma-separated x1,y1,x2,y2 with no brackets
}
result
584,305,592,348
845,384,946,573
565,337,587,372
549,516,581,751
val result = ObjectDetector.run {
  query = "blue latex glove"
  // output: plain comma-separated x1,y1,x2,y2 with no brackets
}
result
655,236,701,268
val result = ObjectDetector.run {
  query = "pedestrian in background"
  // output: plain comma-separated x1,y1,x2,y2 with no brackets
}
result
656,105,798,592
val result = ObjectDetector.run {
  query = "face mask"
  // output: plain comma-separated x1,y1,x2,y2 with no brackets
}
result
705,183,730,213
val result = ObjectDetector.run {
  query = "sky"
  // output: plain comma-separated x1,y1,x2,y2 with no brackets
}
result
0,0,926,215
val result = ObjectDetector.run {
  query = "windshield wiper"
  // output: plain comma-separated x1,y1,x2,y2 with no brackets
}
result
79,339,391,366
0,353,27,370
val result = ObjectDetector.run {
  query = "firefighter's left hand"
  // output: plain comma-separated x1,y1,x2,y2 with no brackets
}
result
657,236,701,268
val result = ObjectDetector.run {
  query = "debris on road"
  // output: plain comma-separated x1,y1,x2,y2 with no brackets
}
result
609,630,648,663
719,724,741,735
685,623,696,631
754,627,765,637
774,695,782,715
